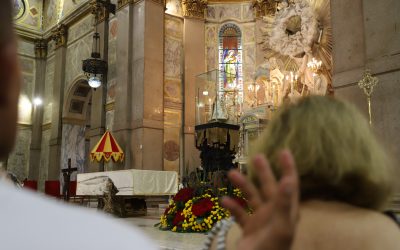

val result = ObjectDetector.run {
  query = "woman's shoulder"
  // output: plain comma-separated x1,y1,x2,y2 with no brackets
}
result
293,200,400,250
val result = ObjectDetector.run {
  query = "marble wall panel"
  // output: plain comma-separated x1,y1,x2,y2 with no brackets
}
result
47,40,56,57
165,16,183,39
243,44,256,81
243,24,255,44
205,25,217,46
60,124,86,181
38,129,50,190
15,0,42,31
20,57,35,73
206,3,254,22
207,5,217,20
205,24,218,71
107,79,117,104
107,18,118,104
164,79,182,103
18,39,35,57
106,110,115,131
242,3,254,21
68,15,93,45
165,38,183,78
7,128,32,181
220,5,241,21
363,0,400,61
43,56,55,124
164,109,182,172
165,0,183,17
21,73,35,99
164,14,183,172
206,46,217,71
104,110,116,171
65,34,92,91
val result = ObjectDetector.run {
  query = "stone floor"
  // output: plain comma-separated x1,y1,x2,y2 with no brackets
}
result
117,208,208,250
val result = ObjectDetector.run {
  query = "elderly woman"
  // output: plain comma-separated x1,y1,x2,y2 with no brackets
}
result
206,96,400,250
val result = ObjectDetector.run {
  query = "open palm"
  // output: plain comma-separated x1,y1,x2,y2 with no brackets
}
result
222,150,299,250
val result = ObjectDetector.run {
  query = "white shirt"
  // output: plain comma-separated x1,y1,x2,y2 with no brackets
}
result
0,182,157,250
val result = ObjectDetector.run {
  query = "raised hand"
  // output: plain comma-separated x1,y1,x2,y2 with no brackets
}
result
221,150,299,250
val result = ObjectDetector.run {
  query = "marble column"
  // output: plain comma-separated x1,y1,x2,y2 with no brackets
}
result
182,0,207,173
113,0,164,170
87,6,110,173
28,40,47,180
47,25,68,180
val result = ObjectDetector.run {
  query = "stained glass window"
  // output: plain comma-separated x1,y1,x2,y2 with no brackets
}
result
219,23,243,118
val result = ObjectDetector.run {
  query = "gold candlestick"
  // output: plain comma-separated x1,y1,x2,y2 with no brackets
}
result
358,70,379,125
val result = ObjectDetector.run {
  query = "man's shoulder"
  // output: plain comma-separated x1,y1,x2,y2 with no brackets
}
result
0,183,157,250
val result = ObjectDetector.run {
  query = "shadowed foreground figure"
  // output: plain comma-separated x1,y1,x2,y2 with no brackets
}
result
206,96,400,250
0,1,299,250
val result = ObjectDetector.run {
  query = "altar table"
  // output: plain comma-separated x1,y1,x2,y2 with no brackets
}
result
76,169,178,196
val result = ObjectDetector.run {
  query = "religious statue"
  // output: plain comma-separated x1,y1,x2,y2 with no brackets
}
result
210,95,228,121
223,50,239,88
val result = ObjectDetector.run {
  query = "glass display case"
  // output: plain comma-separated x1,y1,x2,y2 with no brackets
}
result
235,105,269,172
195,69,242,126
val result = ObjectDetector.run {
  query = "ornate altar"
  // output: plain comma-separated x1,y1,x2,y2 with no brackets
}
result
250,0,333,110
235,106,269,172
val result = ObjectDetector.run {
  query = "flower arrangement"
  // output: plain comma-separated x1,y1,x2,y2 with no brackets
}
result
158,186,248,233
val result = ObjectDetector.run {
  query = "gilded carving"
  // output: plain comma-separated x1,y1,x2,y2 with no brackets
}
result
90,0,108,23
252,0,277,17
34,39,47,59
51,24,68,49
182,0,207,19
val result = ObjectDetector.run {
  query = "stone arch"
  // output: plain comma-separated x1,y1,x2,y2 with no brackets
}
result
62,75,92,125
60,76,92,180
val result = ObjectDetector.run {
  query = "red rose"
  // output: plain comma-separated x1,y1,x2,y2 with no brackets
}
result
172,211,185,226
173,188,194,203
192,198,214,217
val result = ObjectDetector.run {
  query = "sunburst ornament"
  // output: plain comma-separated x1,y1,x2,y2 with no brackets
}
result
259,0,333,95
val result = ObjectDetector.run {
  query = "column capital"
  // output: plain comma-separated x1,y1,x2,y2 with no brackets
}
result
51,24,68,49
90,0,108,24
34,39,48,59
252,0,277,18
182,0,207,19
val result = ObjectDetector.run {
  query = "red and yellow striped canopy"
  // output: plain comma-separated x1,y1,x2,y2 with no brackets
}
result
90,131,124,163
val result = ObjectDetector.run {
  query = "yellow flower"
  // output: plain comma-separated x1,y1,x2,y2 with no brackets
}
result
172,226,177,232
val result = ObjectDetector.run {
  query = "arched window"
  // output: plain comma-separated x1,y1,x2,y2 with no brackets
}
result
219,23,243,105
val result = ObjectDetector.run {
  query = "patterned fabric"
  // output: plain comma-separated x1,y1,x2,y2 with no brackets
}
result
202,218,234,250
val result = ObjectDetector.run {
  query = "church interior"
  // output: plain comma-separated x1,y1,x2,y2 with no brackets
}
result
4,0,400,248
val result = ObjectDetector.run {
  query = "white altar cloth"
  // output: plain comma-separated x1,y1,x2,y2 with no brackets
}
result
76,169,178,196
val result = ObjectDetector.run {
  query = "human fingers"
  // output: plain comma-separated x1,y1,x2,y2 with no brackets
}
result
221,196,248,227
228,170,263,209
278,150,297,183
252,154,277,201
276,150,299,224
